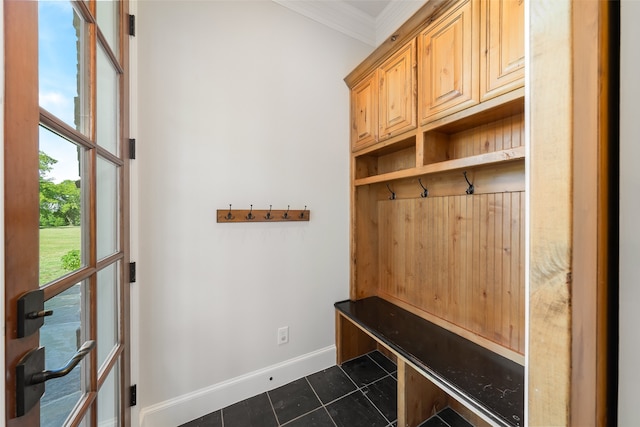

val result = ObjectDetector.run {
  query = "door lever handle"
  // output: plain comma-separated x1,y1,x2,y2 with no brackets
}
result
16,340,95,417
30,340,95,385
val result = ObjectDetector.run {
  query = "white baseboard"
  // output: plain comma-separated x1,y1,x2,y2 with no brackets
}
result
139,345,336,427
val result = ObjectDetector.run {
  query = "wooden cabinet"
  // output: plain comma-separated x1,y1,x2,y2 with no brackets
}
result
378,39,417,141
344,0,527,397
480,0,525,101
343,1,527,425
351,40,416,152
350,71,378,151
418,0,479,124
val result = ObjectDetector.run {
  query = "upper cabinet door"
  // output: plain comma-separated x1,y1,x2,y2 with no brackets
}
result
351,71,378,151
480,0,525,101
418,0,479,124
378,39,417,141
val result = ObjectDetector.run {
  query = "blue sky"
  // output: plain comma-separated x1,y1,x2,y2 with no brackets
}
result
39,1,83,183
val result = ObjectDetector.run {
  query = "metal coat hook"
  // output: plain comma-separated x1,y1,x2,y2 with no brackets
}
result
387,184,396,200
418,178,429,198
246,204,255,220
225,204,234,220
299,206,307,219
283,205,290,219
463,171,475,194
265,205,273,220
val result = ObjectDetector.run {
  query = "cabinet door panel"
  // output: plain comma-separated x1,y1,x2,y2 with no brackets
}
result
351,71,378,151
379,40,416,140
481,0,524,101
419,0,479,124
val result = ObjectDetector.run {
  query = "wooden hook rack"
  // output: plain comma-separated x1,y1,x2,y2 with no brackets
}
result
217,205,310,223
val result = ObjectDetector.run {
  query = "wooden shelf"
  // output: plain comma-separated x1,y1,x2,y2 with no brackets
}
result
354,146,524,186
421,87,524,134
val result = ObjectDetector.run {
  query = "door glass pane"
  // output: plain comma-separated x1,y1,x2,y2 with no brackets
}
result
97,157,120,260
39,126,85,285
38,1,89,134
40,283,90,427
98,358,120,427
97,263,120,370
97,0,120,58
97,42,120,156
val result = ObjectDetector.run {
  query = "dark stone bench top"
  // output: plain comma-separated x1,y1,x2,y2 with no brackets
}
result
335,297,523,427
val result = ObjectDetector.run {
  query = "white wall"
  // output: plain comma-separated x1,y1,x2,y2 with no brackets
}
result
134,2,371,425
618,0,640,424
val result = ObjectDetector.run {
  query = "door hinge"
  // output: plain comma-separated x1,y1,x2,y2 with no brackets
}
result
130,384,137,406
129,138,136,160
129,262,137,283
129,14,136,37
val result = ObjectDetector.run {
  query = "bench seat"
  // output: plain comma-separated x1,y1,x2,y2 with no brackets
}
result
335,297,524,427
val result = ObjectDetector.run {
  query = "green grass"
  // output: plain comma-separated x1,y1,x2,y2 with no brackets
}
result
39,226,81,286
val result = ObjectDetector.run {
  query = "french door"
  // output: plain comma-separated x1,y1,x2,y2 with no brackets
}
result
4,0,131,425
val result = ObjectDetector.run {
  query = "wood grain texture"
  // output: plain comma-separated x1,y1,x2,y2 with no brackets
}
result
351,71,378,151
216,209,309,223
344,0,454,88
571,1,613,425
528,0,572,424
418,0,480,124
352,186,380,300
379,39,417,140
480,0,525,101
378,192,524,353
335,312,376,365
404,363,449,427
4,1,41,423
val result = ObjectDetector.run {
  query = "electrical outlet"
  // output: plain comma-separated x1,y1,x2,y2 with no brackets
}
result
277,326,289,345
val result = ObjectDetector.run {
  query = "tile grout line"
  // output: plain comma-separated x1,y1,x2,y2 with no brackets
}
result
278,375,341,427
360,380,393,426
338,358,396,426
194,353,399,427
265,391,281,427
363,352,399,426
366,351,397,375
305,376,338,427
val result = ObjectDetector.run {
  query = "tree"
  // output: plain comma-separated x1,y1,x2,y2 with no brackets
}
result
39,151,81,227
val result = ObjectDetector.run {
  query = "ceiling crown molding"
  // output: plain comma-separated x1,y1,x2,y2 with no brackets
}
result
376,1,427,46
272,0,429,47
273,0,377,46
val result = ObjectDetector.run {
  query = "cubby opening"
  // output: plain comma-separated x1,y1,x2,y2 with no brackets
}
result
354,136,416,180
421,112,524,167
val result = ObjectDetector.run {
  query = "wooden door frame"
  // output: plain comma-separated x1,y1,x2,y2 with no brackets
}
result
4,1,40,424
3,0,131,424
528,0,616,425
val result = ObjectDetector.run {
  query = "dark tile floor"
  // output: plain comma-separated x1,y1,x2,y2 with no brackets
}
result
180,351,473,427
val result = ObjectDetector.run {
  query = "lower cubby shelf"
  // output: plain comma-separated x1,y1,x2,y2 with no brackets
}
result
335,297,524,427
